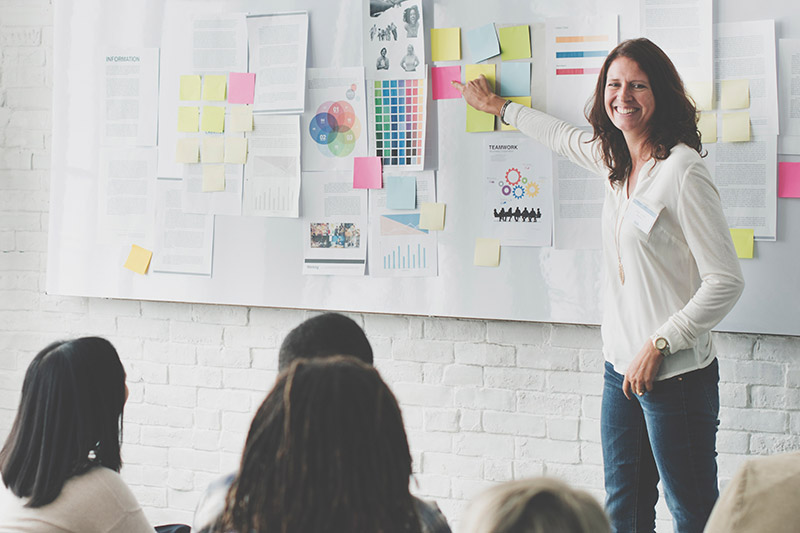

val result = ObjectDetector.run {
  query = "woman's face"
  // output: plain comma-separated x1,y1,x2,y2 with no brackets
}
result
604,56,655,142
409,9,418,23
407,44,414,54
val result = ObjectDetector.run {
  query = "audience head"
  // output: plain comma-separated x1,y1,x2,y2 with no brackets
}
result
461,477,611,533
221,356,420,533
0,337,127,507
278,313,373,370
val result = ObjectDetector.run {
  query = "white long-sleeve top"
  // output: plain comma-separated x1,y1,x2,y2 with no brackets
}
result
505,103,745,379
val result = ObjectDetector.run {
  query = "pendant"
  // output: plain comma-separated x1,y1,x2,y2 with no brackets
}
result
618,262,625,285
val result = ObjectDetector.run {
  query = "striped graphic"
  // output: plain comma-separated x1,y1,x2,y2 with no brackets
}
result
556,35,609,43
556,67,602,76
556,50,609,58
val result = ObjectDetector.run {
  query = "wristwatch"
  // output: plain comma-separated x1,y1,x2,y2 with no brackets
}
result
652,336,670,357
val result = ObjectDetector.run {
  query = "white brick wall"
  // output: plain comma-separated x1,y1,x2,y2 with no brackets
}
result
2,2,800,532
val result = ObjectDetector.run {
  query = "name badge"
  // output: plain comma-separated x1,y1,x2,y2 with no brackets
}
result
628,198,662,235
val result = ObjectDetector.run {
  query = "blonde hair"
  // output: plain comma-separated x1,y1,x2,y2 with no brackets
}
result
461,477,610,533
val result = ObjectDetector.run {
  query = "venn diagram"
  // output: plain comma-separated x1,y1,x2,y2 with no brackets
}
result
308,99,362,158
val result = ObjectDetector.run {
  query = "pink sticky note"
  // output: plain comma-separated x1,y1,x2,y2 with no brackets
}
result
353,157,382,189
778,162,800,198
432,66,462,100
228,72,256,104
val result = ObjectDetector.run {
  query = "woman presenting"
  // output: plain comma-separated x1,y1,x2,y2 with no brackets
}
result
454,38,744,533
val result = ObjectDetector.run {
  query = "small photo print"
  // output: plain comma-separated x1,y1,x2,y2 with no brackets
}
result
310,222,361,248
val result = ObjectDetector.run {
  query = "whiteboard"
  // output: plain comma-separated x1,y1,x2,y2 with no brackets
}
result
47,0,800,336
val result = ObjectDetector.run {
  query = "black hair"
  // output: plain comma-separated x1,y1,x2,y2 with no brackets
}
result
0,337,127,507
278,313,373,370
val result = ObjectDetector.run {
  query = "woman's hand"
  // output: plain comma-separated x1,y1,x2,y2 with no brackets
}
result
452,75,506,116
622,340,664,400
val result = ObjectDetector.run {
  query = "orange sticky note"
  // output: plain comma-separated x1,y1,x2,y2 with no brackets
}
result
123,245,153,274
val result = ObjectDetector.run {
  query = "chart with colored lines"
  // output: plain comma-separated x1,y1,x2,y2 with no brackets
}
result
368,78,427,171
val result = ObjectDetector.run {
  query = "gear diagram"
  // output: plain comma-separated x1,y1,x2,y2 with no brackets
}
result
526,182,540,198
512,185,525,199
505,167,522,185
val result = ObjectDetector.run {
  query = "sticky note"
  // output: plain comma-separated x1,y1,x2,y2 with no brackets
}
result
729,228,754,259
179,75,202,100
778,162,800,198
229,105,253,132
500,96,532,131
465,64,496,132
474,238,501,266
353,157,382,189
498,25,531,61
201,137,225,163
175,138,199,163
721,112,750,143
696,112,717,144
228,72,256,104
499,62,530,97
686,81,713,111
419,202,446,230
201,106,225,133
177,106,199,132
431,27,461,61
224,137,248,164
386,176,416,209
466,23,500,62
721,79,749,110
202,164,226,192
123,245,153,275
466,64,496,88
432,66,462,100
203,74,227,101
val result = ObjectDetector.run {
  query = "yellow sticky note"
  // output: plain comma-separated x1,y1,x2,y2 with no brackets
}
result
203,74,227,101
201,137,225,163
465,64,496,87
729,228,754,259
177,106,199,132
201,106,225,133
419,202,446,230
175,138,199,163
474,238,501,267
179,75,202,101
202,165,226,192
686,81,713,111
224,137,248,164
721,79,749,110
229,105,253,132
500,96,532,131
498,25,531,61
123,244,153,274
465,64,496,132
431,27,461,61
722,112,750,143
696,112,716,144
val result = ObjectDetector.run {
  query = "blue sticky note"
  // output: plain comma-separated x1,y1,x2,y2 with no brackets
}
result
386,176,416,210
466,23,500,63
500,62,531,97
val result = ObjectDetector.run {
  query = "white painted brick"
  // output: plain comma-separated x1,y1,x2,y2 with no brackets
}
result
194,409,221,430
513,460,545,479
222,411,255,434
194,471,226,492
221,325,278,349
579,349,605,373
0,271,38,291
130,485,167,508
407,429,453,454
196,345,250,368
732,360,784,385
143,340,196,365
168,487,201,511
422,452,483,479
579,418,601,443
753,336,797,363
546,463,604,489
89,297,141,317
518,391,581,417
717,453,750,480
167,469,194,491
0,289,38,309
144,384,196,408
168,448,219,473
482,411,546,437
412,474,451,498
486,321,547,345
408,317,424,339
517,345,579,371
451,478,499,500
393,338,454,363
0,232,13,251
375,359,423,384
455,342,515,366
140,301,188,320
580,442,603,465
370,336,391,360
720,407,786,433
484,367,545,391
720,382,748,408
248,307,306,332
8,110,50,130
141,426,192,448
191,303,248,325
516,437,581,464
122,444,169,467
127,361,168,385
400,405,423,429
791,413,800,435
13,230,45,251
453,433,513,458
220,430,247,453
788,369,800,389
483,459,513,482
0,251,40,270
455,388,514,411
717,430,749,454
117,317,169,340
0,212,40,231
423,317,485,341
581,395,602,419
423,362,445,384
220,452,242,473
168,364,221,387
250,347,278,370
459,409,482,431
442,364,482,386
192,429,222,451
393,382,453,407
171,321,223,344
546,417,579,440
751,385,800,410
547,371,603,395
198,388,253,413
424,408,460,432
39,294,87,314
363,313,409,337
749,434,800,455
222,368,276,392
550,324,601,349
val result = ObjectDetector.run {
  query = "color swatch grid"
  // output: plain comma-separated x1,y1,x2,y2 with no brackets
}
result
370,78,427,170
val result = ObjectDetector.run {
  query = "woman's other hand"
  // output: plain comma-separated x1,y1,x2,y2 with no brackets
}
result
452,75,506,116
622,340,664,400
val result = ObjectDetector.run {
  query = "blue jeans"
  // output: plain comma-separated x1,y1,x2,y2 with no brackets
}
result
601,360,720,533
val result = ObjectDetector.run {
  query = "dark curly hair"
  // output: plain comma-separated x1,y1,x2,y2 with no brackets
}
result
585,38,703,185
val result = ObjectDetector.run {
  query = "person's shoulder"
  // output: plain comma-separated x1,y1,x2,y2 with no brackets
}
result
414,497,452,533
667,143,704,164
192,471,237,533
740,451,800,483
72,467,141,511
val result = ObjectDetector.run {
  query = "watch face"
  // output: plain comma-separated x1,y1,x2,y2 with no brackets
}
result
656,338,667,351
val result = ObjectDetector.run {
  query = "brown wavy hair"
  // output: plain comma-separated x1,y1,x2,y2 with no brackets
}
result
585,38,703,185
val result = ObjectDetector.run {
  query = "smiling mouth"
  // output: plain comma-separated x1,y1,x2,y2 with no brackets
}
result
615,106,639,115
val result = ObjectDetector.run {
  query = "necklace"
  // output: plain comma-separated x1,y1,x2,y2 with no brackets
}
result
614,192,629,285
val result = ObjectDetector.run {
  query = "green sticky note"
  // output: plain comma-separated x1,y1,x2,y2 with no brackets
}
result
474,238,501,267
179,75,202,100
431,27,461,61
123,244,153,274
175,138,199,163
177,106,199,132
202,164,226,192
696,112,716,144
498,25,531,61
201,106,225,133
729,228,754,259
686,81,713,111
201,137,225,163
500,96,531,131
419,203,446,230
721,79,749,110
229,105,253,132
721,112,749,143
203,74,227,101
224,137,248,164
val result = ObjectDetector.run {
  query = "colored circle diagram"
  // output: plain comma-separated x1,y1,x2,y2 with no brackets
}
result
309,100,362,158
